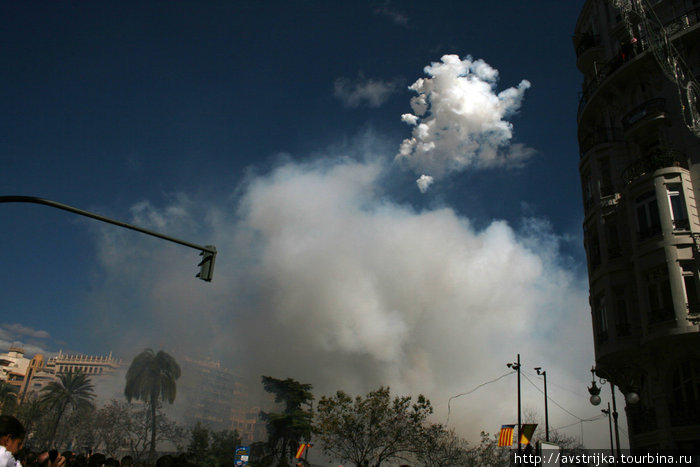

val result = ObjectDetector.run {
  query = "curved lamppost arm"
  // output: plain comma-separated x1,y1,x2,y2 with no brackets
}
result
0,195,217,281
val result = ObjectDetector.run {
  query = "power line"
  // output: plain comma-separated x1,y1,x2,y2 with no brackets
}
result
445,371,516,427
521,371,585,422
553,414,607,432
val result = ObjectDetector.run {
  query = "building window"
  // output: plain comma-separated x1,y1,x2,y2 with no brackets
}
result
595,295,609,343
587,227,602,269
667,184,689,231
636,191,661,239
670,360,700,427
680,261,700,317
599,157,614,197
614,288,630,336
646,267,675,324
582,170,594,210
606,223,622,259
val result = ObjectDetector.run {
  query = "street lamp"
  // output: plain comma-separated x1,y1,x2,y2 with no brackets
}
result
535,367,549,442
587,367,621,457
507,355,522,454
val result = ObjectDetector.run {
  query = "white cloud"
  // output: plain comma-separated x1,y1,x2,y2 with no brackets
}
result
85,150,599,446
334,76,399,108
416,174,434,193
2,323,50,339
396,54,535,179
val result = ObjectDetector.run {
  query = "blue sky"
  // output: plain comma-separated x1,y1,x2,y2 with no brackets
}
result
1,0,619,448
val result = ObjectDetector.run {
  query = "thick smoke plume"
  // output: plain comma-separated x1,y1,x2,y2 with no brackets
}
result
33,55,597,445
396,54,534,185
81,148,594,443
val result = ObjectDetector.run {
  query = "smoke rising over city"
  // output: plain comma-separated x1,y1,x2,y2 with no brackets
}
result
73,114,593,442
2,31,596,445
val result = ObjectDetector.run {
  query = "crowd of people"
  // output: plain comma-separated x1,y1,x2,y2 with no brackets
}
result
0,416,195,467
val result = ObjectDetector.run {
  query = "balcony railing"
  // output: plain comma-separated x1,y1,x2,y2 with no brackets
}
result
673,218,690,231
577,7,700,120
621,149,688,185
578,47,643,119
687,302,700,322
579,127,623,158
621,98,667,131
662,7,700,37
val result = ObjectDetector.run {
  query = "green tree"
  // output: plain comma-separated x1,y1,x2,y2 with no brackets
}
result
187,422,211,460
94,399,132,457
259,376,314,466
186,423,242,467
15,392,45,437
464,432,510,466
315,386,433,467
413,423,471,467
40,370,96,448
124,349,181,460
210,429,242,465
0,381,19,415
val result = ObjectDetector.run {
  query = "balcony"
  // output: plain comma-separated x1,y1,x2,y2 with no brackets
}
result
575,33,603,72
577,46,643,120
579,127,624,158
576,7,700,121
575,33,601,58
621,98,667,133
687,302,700,323
662,7,700,37
673,218,690,231
621,149,687,185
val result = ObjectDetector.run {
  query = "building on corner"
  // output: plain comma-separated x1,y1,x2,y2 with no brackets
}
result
573,0,700,451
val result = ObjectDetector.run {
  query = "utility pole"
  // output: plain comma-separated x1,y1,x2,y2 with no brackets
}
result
535,367,549,442
507,354,522,454
0,195,217,281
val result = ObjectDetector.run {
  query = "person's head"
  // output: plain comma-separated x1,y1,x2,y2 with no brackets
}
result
120,456,133,467
0,415,25,454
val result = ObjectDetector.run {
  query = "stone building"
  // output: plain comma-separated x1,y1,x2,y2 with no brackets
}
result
574,0,700,451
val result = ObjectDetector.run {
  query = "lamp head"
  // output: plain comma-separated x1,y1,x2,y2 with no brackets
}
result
625,391,640,404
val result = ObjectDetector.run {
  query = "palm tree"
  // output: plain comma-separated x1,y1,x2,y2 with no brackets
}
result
124,349,181,459
40,370,95,447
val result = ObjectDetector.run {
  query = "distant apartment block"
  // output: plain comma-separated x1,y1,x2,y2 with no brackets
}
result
178,356,265,444
0,346,121,400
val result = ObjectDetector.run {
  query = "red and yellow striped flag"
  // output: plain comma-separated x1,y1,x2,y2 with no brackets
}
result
295,443,312,459
498,425,515,447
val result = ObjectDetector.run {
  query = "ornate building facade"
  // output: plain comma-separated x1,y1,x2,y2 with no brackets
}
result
574,0,700,451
